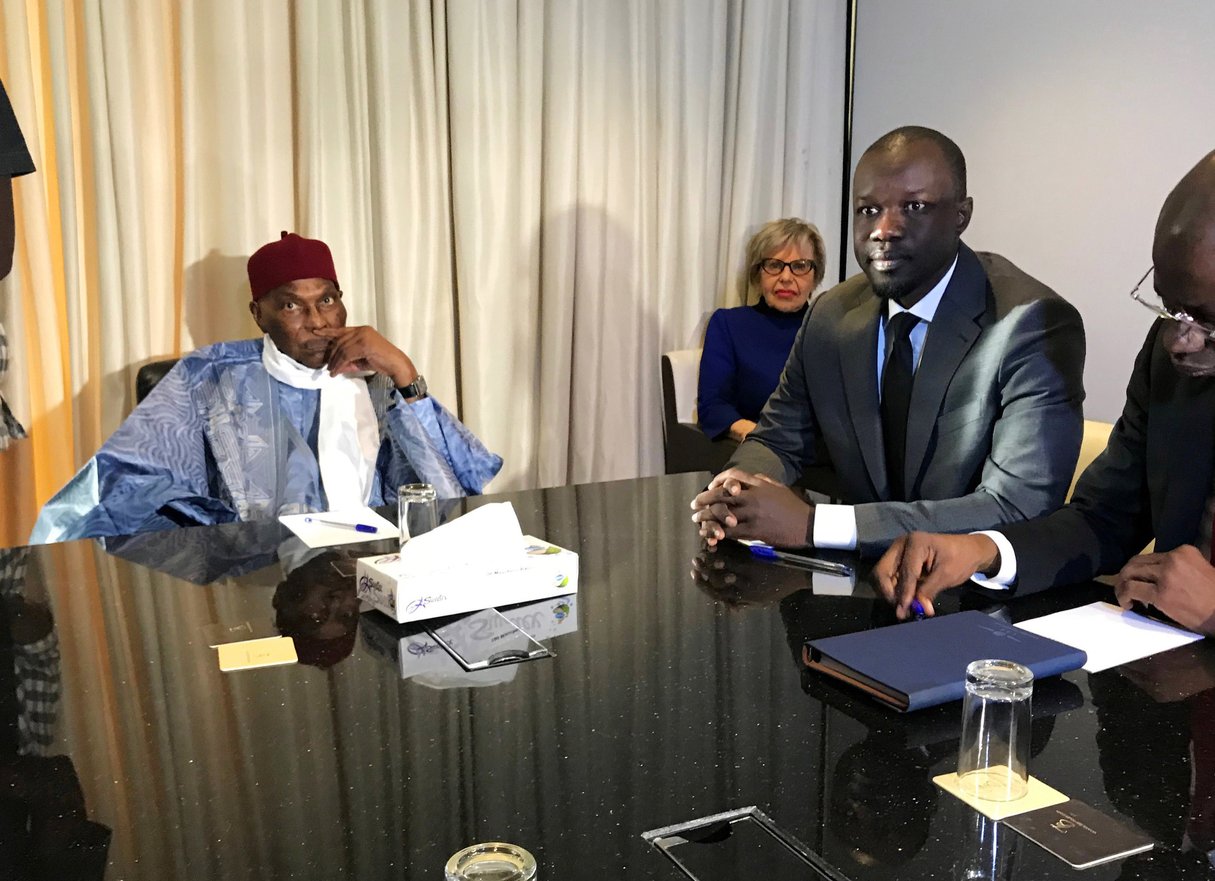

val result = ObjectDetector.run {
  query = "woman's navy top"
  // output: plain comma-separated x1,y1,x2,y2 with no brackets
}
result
696,299,808,440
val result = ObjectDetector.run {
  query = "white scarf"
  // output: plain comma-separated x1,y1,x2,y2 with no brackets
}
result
261,334,380,509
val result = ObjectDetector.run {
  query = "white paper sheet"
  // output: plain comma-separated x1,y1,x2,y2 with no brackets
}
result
1015,601,1204,673
279,508,398,548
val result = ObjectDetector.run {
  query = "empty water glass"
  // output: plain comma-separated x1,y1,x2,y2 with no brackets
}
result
957,658,1033,802
397,483,437,546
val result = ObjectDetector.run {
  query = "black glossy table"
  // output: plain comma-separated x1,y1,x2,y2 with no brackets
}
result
2,472,1213,879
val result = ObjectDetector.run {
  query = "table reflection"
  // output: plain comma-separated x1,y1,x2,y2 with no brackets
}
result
2,474,1215,878
690,539,866,613
271,548,362,669
955,808,1021,881
0,546,112,878
1092,642,1215,877
361,594,580,689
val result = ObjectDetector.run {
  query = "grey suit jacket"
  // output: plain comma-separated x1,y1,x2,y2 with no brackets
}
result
1001,320,1213,593
730,243,1086,556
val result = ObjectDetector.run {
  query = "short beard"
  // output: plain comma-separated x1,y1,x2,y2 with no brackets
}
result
868,273,914,302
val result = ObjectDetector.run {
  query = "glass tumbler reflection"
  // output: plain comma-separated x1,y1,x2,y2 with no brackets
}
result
956,811,1019,880
957,659,1033,802
445,842,537,881
397,483,437,546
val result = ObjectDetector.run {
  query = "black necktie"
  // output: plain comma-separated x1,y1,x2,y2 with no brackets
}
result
882,311,920,502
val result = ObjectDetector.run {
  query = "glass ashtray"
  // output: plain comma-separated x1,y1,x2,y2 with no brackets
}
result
445,842,537,881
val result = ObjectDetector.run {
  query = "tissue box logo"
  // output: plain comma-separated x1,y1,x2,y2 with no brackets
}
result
358,573,394,609
552,601,570,621
406,595,448,615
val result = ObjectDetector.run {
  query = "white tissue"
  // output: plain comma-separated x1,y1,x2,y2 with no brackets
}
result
397,502,527,577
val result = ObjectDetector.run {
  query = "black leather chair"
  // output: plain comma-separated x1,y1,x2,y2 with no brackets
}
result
134,358,180,404
660,350,736,474
660,349,844,499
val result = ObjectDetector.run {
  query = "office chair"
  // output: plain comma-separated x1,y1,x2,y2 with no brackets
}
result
1067,419,1114,502
660,349,736,475
134,358,180,404
659,348,845,498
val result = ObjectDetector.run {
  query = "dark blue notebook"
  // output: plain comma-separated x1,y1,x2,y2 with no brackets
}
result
803,611,1087,712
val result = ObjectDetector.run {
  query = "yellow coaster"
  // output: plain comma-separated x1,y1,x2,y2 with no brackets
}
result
217,636,298,672
933,771,1069,820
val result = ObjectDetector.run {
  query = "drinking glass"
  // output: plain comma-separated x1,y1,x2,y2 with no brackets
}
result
444,842,537,881
397,483,437,546
957,659,1033,802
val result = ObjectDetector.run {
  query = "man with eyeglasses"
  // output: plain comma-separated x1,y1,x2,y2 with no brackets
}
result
873,149,1215,634
692,126,1086,557
31,232,502,543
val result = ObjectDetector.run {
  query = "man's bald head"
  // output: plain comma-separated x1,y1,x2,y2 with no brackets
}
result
1155,150,1215,261
1152,150,1215,377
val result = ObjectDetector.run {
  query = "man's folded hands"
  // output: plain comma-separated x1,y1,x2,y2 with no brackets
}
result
690,468,813,548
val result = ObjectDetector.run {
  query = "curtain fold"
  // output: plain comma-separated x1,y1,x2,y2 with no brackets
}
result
0,0,844,544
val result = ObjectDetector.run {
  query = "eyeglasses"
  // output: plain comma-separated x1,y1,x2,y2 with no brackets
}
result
1129,266,1215,341
756,258,816,277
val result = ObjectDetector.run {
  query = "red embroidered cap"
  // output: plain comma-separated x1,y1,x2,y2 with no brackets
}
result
247,231,339,300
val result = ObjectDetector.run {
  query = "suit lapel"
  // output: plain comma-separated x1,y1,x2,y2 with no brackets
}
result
838,292,886,496
903,245,986,497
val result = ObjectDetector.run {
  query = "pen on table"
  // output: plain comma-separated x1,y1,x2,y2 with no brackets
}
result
303,516,379,534
747,544,853,577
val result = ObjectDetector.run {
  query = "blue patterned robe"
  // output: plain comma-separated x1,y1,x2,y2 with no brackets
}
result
30,339,502,543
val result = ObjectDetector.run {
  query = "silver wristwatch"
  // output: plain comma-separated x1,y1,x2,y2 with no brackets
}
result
399,375,428,399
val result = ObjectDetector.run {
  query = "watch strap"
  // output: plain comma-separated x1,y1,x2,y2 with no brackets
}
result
399,375,428,399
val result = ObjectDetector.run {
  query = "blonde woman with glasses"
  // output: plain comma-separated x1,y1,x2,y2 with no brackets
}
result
698,218,826,442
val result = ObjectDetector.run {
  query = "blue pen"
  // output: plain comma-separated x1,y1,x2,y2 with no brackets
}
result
303,516,378,534
748,544,853,577
909,598,926,620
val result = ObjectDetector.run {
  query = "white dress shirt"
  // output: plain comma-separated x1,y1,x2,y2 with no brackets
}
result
814,254,960,550
969,475,1215,590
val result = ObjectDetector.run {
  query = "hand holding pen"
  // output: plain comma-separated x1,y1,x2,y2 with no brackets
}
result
872,531,1001,620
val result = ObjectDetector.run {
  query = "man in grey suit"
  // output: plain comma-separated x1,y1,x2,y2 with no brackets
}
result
692,127,1086,556
875,149,1215,632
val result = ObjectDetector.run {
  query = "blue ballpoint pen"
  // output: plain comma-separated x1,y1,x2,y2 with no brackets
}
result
909,598,927,620
748,544,854,577
303,516,378,534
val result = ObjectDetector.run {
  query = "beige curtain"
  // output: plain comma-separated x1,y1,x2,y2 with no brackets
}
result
0,0,845,545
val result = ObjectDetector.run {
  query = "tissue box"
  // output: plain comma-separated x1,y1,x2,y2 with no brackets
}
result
360,594,579,683
356,535,579,623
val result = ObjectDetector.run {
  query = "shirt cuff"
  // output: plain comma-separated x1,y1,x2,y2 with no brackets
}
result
813,504,858,551
969,530,1017,589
